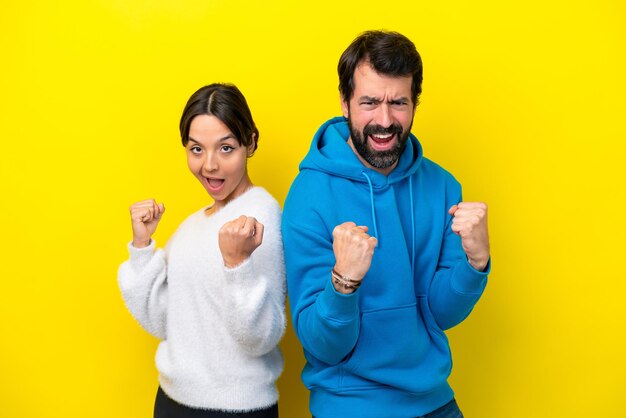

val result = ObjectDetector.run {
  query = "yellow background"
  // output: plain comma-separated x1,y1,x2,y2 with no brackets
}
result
1,0,624,417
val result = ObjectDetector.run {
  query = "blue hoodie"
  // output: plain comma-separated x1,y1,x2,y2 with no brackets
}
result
282,117,490,418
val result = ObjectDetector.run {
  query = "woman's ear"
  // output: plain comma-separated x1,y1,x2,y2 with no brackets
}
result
247,133,257,157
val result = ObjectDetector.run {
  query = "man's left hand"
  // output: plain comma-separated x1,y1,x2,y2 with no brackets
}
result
448,202,490,271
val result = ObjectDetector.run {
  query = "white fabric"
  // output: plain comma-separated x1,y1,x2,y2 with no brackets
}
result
118,187,286,411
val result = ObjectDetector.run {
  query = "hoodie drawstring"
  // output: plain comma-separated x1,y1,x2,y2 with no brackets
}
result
409,176,416,276
361,172,416,277
361,172,379,239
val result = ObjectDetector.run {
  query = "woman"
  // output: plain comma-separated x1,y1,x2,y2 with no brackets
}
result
118,83,285,418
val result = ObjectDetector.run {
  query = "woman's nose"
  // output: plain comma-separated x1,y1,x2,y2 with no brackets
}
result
203,152,218,172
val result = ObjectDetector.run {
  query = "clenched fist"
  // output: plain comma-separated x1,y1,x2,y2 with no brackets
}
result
332,222,378,293
129,199,165,248
218,215,264,268
448,202,490,271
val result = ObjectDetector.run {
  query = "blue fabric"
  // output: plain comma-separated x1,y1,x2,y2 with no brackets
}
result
313,398,462,418
282,117,490,418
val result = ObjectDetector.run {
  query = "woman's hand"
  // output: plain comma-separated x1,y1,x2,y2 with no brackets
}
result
129,199,165,248
218,215,264,268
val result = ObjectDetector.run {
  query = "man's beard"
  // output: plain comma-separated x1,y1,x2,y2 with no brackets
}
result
347,117,411,170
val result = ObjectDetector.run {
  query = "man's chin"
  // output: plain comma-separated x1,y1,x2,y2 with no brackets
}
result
363,149,400,169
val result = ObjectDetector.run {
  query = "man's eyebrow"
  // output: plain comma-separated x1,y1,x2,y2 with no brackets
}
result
358,95,381,102
357,96,410,104
388,97,410,104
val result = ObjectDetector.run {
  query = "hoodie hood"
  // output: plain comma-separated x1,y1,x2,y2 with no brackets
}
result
299,116,424,189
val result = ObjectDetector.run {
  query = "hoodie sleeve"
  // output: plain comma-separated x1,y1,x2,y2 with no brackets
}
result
427,180,490,330
117,240,168,339
220,201,287,357
282,189,361,366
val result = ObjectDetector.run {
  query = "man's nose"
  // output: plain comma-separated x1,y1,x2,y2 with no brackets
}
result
374,104,392,128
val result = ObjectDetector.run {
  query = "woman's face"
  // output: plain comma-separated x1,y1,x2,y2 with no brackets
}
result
186,114,253,209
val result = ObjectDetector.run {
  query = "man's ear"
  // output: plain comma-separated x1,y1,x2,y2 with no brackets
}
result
340,96,350,118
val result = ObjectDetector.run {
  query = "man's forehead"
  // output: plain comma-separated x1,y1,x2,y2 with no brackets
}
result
353,65,412,99
355,61,412,82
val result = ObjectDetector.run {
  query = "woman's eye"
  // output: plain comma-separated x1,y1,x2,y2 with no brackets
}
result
221,145,234,153
190,146,202,154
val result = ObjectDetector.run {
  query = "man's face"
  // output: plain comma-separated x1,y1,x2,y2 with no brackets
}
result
342,62,415,175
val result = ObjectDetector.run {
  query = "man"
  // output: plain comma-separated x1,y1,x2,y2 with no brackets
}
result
282,30,490,418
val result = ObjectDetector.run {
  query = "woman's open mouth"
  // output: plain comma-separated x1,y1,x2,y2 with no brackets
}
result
205,177,225,193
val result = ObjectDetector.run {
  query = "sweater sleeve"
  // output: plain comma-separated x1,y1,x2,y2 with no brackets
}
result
117,240,168,339
220,203,286,357
427,182,490,330
282,216,361,366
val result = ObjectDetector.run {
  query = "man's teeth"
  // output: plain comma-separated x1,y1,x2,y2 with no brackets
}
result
372,133,393,140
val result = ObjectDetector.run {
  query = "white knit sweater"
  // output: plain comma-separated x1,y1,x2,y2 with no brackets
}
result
118,187,286,411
